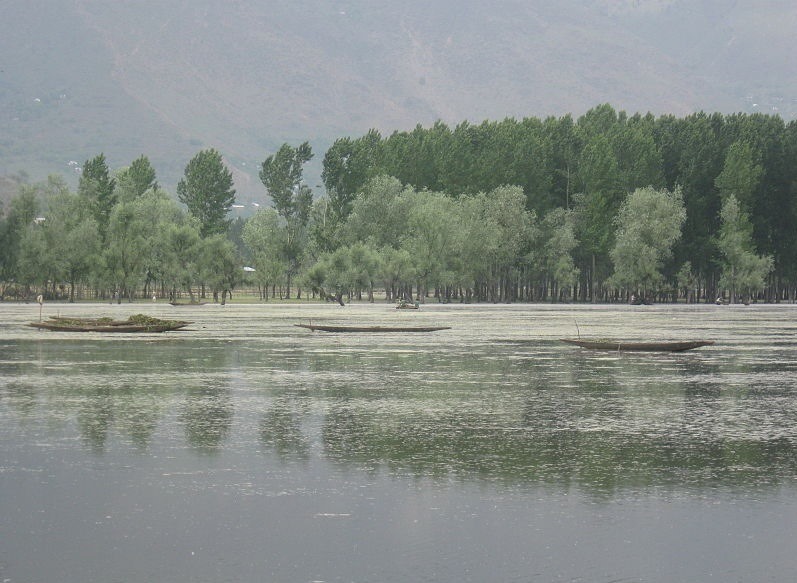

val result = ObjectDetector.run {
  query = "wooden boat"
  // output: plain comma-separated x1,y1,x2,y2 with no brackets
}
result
395,301,420,310
29,314,192,333
295,323,450,333
560,338,714,352
169,301,207,306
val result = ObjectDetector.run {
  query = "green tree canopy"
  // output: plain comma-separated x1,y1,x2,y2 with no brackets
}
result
609,186,686,295
116,155,158,203
260,142,313,222
715,141,763,214
402,190,461,299
198,235,240,303
259,142,314,296
342,175,411,248
716,194,773,303
322,129,382,223
177,149,236,238
78,153,117,235
1,184,40,282
43,192,101,301
242,208,288,299
540,207,579,299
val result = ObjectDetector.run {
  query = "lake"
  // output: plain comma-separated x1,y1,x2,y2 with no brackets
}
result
2,301,796,582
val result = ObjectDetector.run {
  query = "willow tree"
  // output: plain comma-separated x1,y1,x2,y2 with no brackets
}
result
104,202,148,301
609,186,686,298
342,175,412,249
305,242,382,303
243,208,288,300
1,184,41,285
198,235,240,304
43,192,101,302
402,191,462,301
458,185,534,302
16,225,55,299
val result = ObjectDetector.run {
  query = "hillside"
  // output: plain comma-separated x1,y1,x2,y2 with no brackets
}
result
1,0,795,204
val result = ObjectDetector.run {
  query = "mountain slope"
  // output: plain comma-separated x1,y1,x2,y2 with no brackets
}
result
1,0,794,201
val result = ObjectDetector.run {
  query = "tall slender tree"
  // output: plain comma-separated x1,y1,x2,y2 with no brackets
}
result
259,142,314,296
716,194,773,303
177,149,236,238
715,141,762,214
78,154,117,236
116,155,158,203
322,129,382,223
260,142,313,220
540,207,579,301
573,134,624,300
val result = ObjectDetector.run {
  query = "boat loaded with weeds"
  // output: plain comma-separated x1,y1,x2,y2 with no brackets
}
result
29,314,192,333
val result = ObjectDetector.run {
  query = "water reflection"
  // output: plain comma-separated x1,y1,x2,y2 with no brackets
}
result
2,381,37,417
181,384,233,451
75,385,114,452
259,396,311,460
2,304,797,499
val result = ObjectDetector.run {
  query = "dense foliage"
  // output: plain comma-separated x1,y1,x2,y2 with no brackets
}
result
1,105,794,303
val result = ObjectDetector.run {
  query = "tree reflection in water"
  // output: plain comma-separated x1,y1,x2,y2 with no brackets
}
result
259,395,311,460
181,383,233,452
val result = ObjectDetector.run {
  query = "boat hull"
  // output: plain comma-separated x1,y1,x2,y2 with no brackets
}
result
560,338,714,352
295,323,450,333
29,316,191,333
29,322,191,332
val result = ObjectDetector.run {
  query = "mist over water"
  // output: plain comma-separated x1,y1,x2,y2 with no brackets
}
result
2,302,796,582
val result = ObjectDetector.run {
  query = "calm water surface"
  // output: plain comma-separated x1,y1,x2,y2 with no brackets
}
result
1,302,796,582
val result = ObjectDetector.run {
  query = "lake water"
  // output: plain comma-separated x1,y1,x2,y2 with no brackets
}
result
2,301,796,583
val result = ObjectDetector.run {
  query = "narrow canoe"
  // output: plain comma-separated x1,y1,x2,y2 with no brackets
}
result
295,323,450,333
560,338,714,352
29,321,191,332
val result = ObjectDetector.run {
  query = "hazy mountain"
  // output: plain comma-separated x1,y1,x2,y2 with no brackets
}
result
1,0,794,204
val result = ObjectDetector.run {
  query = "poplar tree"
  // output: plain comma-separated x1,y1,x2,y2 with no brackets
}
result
177,149,236,238
116,155,158,203
78,153,116,235
259,142,313,296
716,194,773,303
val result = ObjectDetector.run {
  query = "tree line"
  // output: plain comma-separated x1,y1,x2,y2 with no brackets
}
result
0,151,239,303
1,104,794,304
